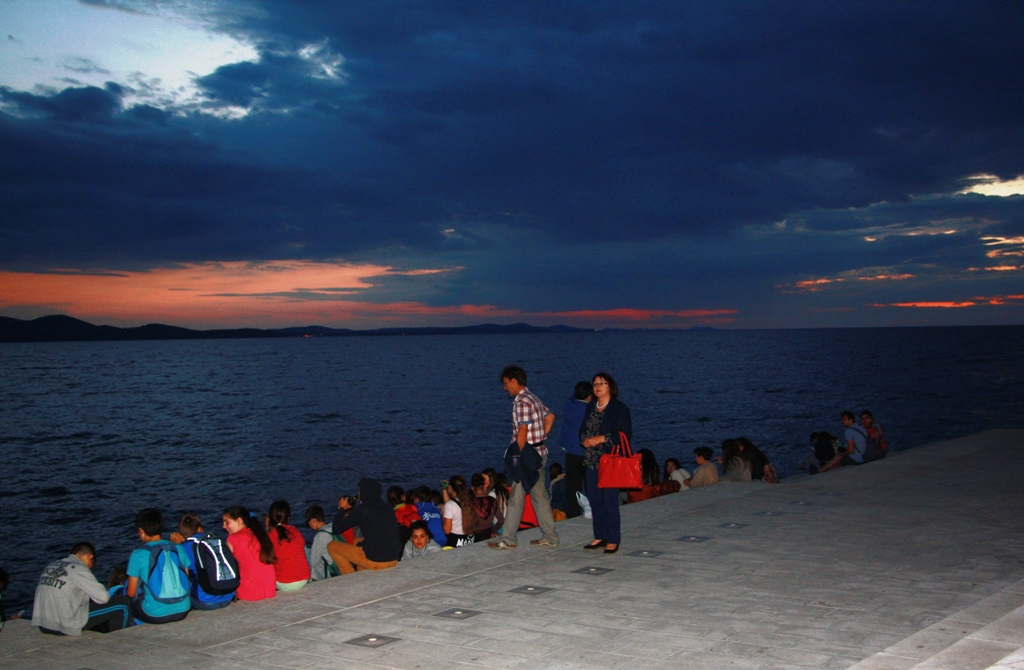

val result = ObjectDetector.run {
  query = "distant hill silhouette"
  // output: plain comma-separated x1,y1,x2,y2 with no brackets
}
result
0,315,590,343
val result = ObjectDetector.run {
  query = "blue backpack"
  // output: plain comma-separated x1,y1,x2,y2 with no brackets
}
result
138,544,189,606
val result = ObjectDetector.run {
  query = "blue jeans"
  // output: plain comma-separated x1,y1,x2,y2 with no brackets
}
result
191,595,232,610
586,468,620,545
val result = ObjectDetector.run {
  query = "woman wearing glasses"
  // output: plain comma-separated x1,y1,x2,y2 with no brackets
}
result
579,372,632,554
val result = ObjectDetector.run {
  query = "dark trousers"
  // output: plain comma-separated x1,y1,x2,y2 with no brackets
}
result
84,595,133,632
586,468,621,545
444,533,475,548
42,595,133,635
564,452,586,519
131,597,188,625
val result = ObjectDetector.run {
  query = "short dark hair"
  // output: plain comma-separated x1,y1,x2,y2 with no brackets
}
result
304,505,326,523
694,446,713,460
71,541,97,558
135,509,163,537
593,372,619,399
549,462,563,477
387,486,406,506
841,410,855,422
178,513,202,537
0,566,8,590
408,519,432,540
106,563,128,589
574,381,593,400
501,365,527,386
860,409,873,419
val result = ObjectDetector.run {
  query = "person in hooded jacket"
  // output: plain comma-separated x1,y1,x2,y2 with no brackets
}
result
327,478,401,574
32,542,133,635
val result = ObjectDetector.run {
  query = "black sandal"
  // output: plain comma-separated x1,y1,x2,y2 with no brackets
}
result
584,540,607,550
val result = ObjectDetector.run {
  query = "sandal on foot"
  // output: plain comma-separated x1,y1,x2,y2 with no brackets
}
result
488,539,517,550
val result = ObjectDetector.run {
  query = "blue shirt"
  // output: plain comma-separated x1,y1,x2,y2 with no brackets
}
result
559,397,589,456
414,502,447,547
845,424,868,463
126,540,192,618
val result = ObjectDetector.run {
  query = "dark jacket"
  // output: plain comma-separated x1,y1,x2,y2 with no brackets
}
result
332,478,400,563
504,440,543,492
579,397,633,454
745,447,768,480
813,435,837,465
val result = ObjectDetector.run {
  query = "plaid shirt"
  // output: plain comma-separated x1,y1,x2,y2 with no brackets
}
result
512,388,551,457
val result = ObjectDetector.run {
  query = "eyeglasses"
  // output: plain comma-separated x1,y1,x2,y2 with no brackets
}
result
592,381,608,386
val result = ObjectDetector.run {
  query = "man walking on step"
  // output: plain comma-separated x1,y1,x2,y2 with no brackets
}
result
490,365,559,549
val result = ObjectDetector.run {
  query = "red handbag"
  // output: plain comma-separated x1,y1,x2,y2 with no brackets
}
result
597,432,642,489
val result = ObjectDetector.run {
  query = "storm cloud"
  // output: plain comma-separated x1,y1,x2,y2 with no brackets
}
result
1,0,1023,327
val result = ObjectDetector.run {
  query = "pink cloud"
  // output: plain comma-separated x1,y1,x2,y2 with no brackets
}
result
875,295,1024,309
0,262,735,329
0,261,463,327
857,273,915,282
882,301,977,308
782,271,915,293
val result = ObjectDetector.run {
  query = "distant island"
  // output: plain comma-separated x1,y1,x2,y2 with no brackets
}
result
0,315,719,343
0,315,600,343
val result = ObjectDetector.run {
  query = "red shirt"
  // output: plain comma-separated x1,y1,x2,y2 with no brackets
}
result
227,528,276,601
393,503,422,527
269,524,311,584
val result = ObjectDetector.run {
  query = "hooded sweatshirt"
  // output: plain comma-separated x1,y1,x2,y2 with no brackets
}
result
332,478,401,563
402,538,443,560
31,554,110,635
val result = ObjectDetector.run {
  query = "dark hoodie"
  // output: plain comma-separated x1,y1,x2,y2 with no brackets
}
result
332,478,401,563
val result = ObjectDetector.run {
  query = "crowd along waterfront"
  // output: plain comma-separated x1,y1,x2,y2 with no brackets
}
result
2,325,1023,612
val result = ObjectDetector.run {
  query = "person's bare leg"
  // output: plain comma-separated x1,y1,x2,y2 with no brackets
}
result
819,455,842,472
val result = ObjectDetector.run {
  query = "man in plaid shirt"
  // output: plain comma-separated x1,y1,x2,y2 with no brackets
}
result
489,365,559,549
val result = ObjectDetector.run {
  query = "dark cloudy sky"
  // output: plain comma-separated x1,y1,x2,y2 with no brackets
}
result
1,0,1023,329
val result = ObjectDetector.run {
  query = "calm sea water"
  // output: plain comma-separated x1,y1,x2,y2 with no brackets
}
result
2,326,1023,613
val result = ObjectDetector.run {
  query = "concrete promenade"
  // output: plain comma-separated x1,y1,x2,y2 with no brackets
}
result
3,429,1024,670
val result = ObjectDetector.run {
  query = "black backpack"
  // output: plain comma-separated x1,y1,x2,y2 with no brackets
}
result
188,534,240,596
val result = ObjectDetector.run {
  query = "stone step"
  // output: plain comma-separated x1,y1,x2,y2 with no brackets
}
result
985,645,1024,670
845,578,1024,670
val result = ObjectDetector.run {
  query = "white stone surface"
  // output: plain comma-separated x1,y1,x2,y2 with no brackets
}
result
3,429,1023,670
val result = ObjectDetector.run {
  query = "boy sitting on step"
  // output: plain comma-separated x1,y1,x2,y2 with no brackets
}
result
171,513,235,610
125,509,192,624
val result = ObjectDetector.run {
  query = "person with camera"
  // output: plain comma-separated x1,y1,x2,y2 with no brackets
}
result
327,479,400,574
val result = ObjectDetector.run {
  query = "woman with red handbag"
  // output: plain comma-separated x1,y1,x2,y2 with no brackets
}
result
579,372,632,554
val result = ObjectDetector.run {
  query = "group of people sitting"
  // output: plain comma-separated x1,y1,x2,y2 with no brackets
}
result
797,409,888,474
18,460,571,637
19,391,887,638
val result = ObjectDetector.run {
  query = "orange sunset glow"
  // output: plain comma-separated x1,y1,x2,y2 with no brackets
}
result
0,261,457,327
874,295,1024,309
783,271,916,293
0,262,735,329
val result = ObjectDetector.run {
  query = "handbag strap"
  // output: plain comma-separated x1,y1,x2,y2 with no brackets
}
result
613,431,633,457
